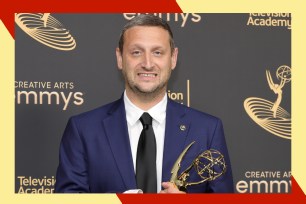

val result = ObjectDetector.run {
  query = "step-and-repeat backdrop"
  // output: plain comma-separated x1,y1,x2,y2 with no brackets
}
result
15,13,291,193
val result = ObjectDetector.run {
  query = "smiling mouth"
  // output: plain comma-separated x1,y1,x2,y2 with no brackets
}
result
138,73,157,77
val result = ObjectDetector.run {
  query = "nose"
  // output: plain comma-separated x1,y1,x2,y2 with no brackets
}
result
141,53,154,70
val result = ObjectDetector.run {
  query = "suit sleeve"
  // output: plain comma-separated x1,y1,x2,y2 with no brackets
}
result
207,119,234,193
54,117,90,193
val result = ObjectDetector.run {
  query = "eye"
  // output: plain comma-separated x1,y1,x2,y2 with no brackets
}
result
131,50,141,56
153,50,162,56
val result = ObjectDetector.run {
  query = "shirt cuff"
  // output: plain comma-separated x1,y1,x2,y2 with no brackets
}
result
123,189,143,194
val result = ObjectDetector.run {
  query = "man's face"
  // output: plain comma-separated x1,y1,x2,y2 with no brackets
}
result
116,26,178,96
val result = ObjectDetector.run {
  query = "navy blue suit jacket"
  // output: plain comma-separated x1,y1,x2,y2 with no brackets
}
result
55,97,234,193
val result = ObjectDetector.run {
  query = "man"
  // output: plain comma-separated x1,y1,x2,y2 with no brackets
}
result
55,14,234,193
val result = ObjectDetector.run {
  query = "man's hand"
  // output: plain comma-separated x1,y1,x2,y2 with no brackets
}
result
159,182,186,194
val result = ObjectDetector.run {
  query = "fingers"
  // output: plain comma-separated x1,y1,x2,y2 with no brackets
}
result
159,182,186,194
161,182,175,189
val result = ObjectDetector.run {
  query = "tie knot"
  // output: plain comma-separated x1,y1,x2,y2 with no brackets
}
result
140,112,152,128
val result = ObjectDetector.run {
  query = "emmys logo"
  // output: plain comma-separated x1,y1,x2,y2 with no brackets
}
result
123,13,202,28
15,13,76,51
236,170,291,193
15,81,84,111
244,65,291,139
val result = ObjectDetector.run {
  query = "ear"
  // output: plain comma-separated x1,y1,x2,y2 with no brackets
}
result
116,47,123,70
171,47,178,70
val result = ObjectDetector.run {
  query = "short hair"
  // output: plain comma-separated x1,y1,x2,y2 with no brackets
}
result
118,14,175,54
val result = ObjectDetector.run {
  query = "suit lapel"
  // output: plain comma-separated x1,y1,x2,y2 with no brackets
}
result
162,99,190,182
103,98,192,188
103,98,137,189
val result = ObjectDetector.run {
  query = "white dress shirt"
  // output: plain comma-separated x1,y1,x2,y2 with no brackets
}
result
124,91,167,193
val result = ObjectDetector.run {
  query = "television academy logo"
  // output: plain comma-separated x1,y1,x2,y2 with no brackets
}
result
15,13,76,51
167,80,191,107
247,13,291,29
244,65,291,139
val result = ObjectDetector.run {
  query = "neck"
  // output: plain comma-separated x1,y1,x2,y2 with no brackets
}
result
125,88,166,111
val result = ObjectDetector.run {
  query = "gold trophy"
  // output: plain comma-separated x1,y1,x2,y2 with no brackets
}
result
170,141,226,192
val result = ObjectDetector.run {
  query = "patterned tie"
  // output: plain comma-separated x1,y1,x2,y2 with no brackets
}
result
136,112,157,193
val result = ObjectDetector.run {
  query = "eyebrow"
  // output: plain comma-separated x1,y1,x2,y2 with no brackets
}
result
128,44,166,51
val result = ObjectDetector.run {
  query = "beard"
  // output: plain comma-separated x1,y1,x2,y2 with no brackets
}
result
122,69,171,99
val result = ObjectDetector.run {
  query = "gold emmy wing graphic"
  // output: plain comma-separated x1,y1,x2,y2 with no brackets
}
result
170,141,227,192
244,65,291,139
15,13,76,51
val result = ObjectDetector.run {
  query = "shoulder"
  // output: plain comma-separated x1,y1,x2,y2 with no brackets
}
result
168,99,222,125
69,98,122,124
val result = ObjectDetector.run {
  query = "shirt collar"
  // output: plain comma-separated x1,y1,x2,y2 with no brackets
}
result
124,91,167,126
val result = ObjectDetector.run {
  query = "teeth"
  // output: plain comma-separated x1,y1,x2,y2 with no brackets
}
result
140,73,156,77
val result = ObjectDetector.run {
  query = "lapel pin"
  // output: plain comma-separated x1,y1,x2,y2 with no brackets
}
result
180,125,186,131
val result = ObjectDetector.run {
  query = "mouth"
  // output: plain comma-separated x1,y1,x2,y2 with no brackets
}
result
137,73,158,78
